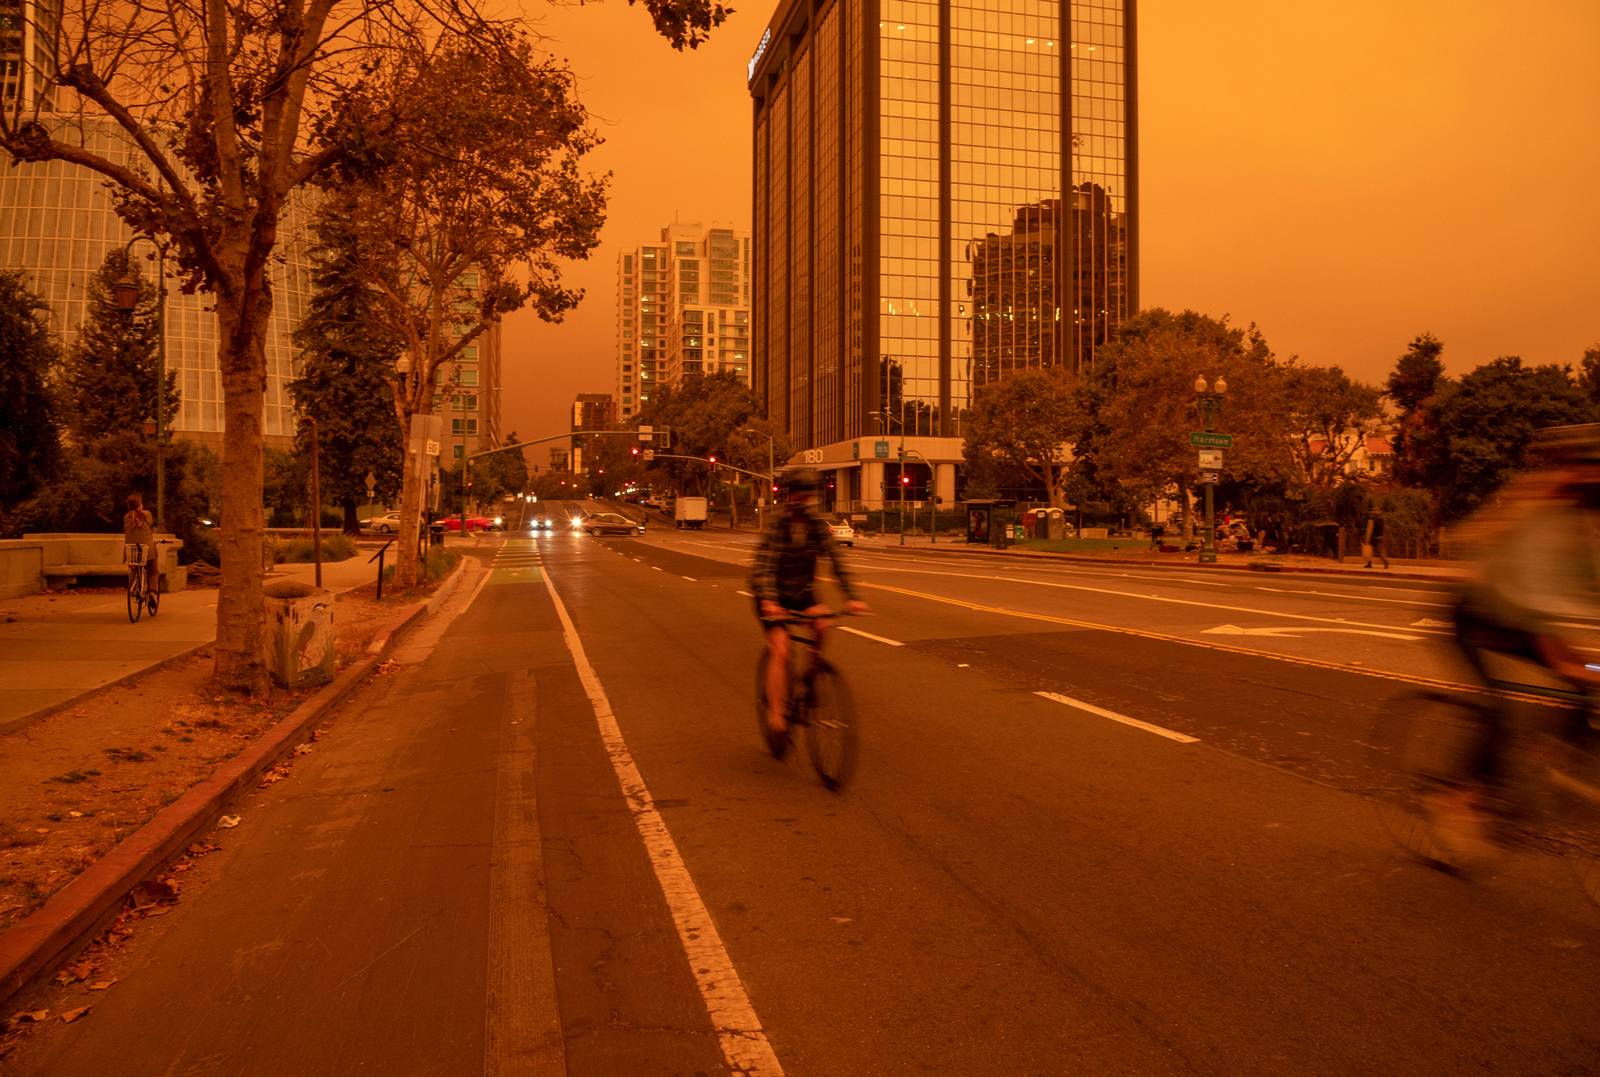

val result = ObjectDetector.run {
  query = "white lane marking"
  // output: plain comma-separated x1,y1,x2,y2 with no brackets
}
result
1255,586,1453,609
852,554,1235,587
1412,618,1453,628
682,576,698,582
652,566,663,571
737,590,754,598
1035,691,1199,744
1203,624,1424,640
541,571,783,1077
850,563,1452,635
837,625,905,647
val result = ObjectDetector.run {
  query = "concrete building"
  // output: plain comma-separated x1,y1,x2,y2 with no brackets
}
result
614,221,753,421
571,392,615,474
0,119,314,448
748,0,1137,508
1,0,62,113
428,284,503,463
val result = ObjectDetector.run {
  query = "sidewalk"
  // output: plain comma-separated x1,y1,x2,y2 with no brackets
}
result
0,547,392,736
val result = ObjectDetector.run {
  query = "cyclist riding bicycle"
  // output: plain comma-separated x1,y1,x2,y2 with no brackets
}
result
123,492,158,594
751,468,869,755
1441,424,1600,853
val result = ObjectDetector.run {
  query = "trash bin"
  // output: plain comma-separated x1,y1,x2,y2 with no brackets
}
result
429,524,446,547
1045,507,1066,540
262,581,335,689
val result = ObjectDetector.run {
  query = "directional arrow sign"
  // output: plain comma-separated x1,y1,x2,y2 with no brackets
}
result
1190,432,1233,448
1203,624,1423,640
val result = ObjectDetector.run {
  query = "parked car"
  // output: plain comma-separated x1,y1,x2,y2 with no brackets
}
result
582,512,644,537
439,514,495,532
821,513,856,546
366,511,403,533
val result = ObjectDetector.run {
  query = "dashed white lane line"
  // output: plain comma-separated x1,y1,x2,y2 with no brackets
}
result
542,568,784,1076
1035,691,1200,744
682,576,698,582
737,590,754,598
837,625,905,647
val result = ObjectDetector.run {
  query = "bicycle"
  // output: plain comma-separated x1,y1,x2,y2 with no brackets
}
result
755,614,860,791
124,542,159,623
1367,679,1600,906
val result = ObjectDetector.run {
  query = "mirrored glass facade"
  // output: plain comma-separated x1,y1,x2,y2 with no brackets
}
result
0,120,314,445
752,0,1135,483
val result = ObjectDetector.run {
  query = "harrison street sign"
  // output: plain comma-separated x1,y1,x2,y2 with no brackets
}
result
1189,431,1233,449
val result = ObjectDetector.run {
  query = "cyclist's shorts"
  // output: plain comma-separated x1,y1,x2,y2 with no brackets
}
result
754,591,819,626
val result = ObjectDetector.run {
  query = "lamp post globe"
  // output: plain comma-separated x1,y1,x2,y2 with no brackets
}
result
114,276,139,311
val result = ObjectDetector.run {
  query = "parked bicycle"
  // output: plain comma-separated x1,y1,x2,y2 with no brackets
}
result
756,614,860,791
125,542,159,623
1367,680,1600,906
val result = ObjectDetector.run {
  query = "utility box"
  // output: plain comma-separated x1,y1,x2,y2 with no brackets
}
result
262,581,335,689
1045,508,1066,540
1021,510,1039,539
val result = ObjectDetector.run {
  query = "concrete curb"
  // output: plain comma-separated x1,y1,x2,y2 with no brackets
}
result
0,641,214,738
0,600,433,1006
860,542,1467,585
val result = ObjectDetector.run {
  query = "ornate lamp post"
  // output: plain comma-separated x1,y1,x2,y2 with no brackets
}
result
114,239,167,530
1193,375,1228,564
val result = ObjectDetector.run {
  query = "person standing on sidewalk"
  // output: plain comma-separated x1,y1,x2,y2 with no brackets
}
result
123,492,158,592
1363,509,1389,569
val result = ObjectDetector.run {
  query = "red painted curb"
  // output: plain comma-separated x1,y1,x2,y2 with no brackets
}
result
365,600,428,656
0,608,425,1005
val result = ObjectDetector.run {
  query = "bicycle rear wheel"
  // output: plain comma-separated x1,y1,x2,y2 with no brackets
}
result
802,660,859,791
126,569,144,624
1365,690,1491,872
147,570,160,617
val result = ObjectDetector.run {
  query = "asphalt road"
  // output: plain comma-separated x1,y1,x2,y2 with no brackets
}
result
14,506,1600,1076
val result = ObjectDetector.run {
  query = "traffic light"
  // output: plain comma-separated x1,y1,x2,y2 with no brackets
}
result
631,446,640,458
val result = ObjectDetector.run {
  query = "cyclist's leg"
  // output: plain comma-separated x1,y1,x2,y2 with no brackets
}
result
801,598,834,659
764,622,791,732
1453,602,1521,787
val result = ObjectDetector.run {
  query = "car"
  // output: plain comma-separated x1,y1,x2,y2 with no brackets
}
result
439,514,495,532
820,513,856,546
580,512,644,537
528,513,556,531
367,511,403,533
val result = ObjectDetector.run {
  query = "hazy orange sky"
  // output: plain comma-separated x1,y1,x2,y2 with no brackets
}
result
501,0,1600,457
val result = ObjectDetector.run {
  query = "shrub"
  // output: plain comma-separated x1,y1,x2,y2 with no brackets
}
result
277,534,358,563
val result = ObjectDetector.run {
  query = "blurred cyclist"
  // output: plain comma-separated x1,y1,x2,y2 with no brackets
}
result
751,468,868,756
1441,424,1600,854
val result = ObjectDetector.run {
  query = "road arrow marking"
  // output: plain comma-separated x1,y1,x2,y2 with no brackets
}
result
1203,624,1423,640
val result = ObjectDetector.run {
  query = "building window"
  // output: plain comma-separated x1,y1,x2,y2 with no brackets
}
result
676,241,696,255
457,272,480,289
459,370,479,387
459,345,479,361
623,288,633,296
454,445,464,460
452,418,479,436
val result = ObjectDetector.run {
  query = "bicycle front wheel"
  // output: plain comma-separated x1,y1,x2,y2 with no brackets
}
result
803,660,859,791
1366,690,1490,872
126,569,144,623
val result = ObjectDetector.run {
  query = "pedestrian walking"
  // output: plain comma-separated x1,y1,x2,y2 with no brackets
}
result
1363,509,1389,569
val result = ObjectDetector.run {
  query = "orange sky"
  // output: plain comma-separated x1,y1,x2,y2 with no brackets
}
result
501,0,1600,458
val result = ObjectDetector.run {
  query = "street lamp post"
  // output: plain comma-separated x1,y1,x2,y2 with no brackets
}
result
1194,375,1228,565
114,239,167,531
739,426,775,531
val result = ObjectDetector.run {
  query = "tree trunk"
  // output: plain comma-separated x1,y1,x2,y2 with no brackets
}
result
342,498,359,535
397,443,424,587
212,279,272,694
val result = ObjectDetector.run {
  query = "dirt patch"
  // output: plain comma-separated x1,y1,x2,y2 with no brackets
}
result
0,587,422,934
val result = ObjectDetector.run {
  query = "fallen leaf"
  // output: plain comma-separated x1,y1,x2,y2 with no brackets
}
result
291,743,313,757
215,815,241,829
88,979,117,991
60,1006,91,1023
144,907,171,917
829,917,853,923
68,811,83,818
14,1010,48,1023
34,828,49,834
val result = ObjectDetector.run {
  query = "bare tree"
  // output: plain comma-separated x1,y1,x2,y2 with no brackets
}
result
1,0,722,690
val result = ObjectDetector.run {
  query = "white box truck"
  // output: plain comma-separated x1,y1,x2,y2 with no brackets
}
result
674,497,709,530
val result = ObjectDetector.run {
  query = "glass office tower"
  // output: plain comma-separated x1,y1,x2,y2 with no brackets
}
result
750,0,1135,507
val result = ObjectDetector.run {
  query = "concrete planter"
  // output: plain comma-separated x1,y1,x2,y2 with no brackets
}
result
262,581,336,689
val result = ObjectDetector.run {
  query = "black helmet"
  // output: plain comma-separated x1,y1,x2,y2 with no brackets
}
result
781,468,823,493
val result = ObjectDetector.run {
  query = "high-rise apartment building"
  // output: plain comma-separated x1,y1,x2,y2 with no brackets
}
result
571,392,615,473
614,221,753,421
0,120,315,447
1,0,63,112
431,304,504,463
749,0,1136,507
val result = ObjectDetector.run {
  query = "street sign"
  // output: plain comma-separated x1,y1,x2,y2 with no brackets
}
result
638,424,654,441
875,440,890,458
1190,431,1233,448
1200,471,1219,484
1198,449,1223,470
425,439,440,457
643,449,655,461
364,471,376,496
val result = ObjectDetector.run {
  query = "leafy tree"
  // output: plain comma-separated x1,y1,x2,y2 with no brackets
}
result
0,270,61,530
289,216,405,533
1385,333,1448,487
60,250,179,443
0,0,714,689
632,372,780,496
1282,363,1385,488
962,368,1080,507
329,41,606,586
1420,357,1594,520
1090,309,1291,540
1577,345,1600,410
